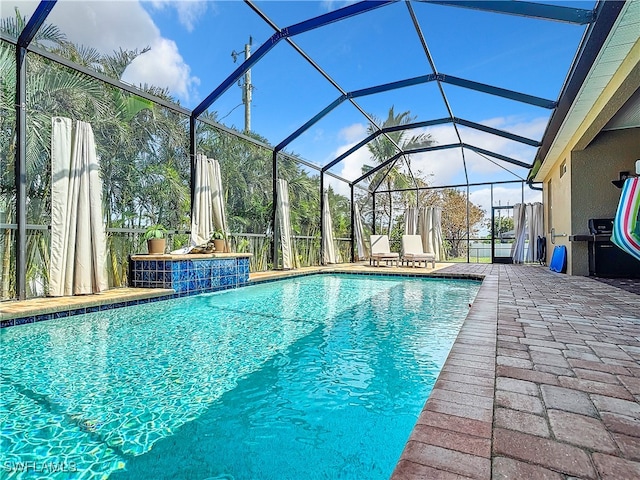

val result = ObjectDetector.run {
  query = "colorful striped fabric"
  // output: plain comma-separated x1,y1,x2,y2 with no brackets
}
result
612,177,640,261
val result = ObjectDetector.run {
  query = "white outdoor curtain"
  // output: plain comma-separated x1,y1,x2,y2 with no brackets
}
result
431,206,445,261
417,207,432,255
190,154,229,251
276,178,293,269
354,203,368,261
322,191,337,264
404,206,418,235
417,206,445,261
50,117,108,296
524,203,534,262
528,202,544,262
416,207,445,262
511,203,527,264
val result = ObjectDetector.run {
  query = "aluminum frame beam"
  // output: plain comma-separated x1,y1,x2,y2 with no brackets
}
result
322,118,450,173
467,148,527,181
370,157,403,193
419,1,595,25
438,74,556,109
348,74,437,98
275,74,437,152
353,153,403,187
15,0,57,299
241,1,414,190
454,118,541,147
275,97,347,152
352,141,530,188
26,43,191,116
351,143,460,187
15,46,28,301
406,1,469,184
17,0,57,47
376,178,527,194
286,0,396,36
463,144,531,169
193,0,394,118
320,113,538,181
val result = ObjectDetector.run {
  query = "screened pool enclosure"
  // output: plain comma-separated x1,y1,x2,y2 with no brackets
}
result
1,0,614,300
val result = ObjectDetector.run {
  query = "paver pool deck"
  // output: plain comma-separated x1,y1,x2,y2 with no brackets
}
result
392,263,640,480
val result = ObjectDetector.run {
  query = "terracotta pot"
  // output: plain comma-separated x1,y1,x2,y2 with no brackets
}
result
147,238,166,255
213,239,225,253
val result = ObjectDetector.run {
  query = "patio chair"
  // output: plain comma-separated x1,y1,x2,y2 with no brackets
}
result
369,235,399,267
402,235,435,268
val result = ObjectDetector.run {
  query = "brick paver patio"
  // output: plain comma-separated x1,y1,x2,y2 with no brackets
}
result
392,264,640,480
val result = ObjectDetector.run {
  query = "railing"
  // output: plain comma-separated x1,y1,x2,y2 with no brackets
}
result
0,225,339,299
2,223,537,300
387,237,527,264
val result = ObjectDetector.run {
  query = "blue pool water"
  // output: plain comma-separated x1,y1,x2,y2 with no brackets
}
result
1,274,479,479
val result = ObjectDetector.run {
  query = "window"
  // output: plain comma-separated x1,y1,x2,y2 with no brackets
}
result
560,160,567,178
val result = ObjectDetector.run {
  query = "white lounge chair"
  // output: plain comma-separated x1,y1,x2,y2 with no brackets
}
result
369,235,399,267
402,234,435,268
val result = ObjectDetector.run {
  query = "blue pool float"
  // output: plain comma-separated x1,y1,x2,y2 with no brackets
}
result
549,245,567,273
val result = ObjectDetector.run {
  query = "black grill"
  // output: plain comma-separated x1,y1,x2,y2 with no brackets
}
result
588,218,613,235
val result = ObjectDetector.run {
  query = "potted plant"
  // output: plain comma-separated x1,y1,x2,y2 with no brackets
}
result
211,229,226,253
143,224,167,255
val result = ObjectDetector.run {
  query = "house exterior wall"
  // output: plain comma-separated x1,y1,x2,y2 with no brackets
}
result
570,128,640,275
543,155,572,272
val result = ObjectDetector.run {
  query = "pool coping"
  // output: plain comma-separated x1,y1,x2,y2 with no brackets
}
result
0,288,175,328
1,263,478,328
391,266,498,479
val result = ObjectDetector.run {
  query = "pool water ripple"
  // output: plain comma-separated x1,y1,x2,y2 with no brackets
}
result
1,274,478,479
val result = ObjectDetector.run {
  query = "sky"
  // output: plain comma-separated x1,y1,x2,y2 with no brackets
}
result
4,0,597,213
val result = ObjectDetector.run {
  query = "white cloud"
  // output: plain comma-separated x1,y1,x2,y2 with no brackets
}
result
326,175,350,197
313,128,326,143
6,0,201,103
320,123,374,196
46,1,159,52
321,1,359,12
410,148,466,186
149,0,210,33
482,116,548,139
122,37,200,102
339,122,367,143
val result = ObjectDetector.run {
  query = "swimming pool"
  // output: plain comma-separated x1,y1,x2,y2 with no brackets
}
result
1,273,479,479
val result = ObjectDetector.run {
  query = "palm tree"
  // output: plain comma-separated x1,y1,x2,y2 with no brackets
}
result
363,106,434,233
1,9,189,295
1,11,106,298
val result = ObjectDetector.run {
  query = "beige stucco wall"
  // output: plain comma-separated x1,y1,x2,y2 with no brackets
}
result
544,128,640,275
535,13,639,276
543,155,572,272
570,128,640,275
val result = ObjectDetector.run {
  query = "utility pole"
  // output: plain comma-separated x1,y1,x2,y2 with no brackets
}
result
232,36,253,133
243,39,252,133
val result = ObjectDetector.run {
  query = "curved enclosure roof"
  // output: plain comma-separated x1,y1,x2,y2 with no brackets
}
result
4,0,604,190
